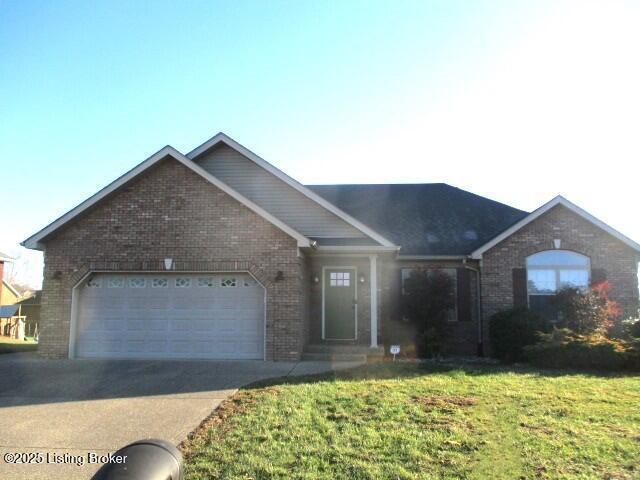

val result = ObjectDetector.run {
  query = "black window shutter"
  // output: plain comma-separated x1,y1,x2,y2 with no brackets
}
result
399,268,407,320
512,268,528,308
457,268,471,322
591,268,607,285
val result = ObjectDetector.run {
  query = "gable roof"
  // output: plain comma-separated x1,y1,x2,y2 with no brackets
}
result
188,133,397,247
470,195,640,258
308,183,528,255
22,146,312,250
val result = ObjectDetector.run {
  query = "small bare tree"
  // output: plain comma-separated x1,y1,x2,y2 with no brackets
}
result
2,251,39,296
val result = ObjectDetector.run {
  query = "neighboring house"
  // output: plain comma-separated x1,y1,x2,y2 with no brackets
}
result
0,290,40,340
22,133,640,361
0,251,14,303
1,280,22,305
0,279,31,340
17,291,41,338
0,304,24,339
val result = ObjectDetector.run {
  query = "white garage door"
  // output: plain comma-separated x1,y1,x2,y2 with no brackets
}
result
75,273,264,359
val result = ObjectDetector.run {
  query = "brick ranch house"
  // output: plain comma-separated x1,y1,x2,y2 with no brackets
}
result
23,133,640,361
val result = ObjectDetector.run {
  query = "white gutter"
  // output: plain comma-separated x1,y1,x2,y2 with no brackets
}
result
315,246,400,253
397,255,469,261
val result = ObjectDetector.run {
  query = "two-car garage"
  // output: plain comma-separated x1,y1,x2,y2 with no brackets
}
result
73,273,265,360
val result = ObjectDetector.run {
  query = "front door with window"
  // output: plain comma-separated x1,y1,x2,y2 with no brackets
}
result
323,268,356,340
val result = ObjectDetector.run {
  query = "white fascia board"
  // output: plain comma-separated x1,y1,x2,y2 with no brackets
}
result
397,255,468,261
187,132,397,248
471,195,640,259
22,146,311,250
0,255,14,263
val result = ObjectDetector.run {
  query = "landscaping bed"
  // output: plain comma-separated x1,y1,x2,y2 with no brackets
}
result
182,363,640,479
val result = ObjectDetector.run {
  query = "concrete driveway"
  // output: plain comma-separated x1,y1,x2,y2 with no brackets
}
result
0,353,360,480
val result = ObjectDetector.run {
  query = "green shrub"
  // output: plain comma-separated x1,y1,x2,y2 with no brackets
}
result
627,341,640,370
489,308,547,362
524,328,640,371
552,282,621,335
620,316,640,339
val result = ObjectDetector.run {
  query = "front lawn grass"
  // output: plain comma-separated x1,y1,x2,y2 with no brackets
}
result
0,337,38,354
182,363,640,479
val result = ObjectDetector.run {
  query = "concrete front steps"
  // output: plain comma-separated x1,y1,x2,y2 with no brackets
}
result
302,344,385,362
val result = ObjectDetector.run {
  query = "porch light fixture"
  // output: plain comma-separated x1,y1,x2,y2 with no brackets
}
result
553,239,562,249
164,258,174,270
359,274,366,284
312,275,320,284
275,270,284,282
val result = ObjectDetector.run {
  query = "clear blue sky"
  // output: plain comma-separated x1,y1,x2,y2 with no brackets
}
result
2,0,639,287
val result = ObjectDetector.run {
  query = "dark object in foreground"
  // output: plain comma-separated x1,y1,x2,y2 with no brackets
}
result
91,439,183,480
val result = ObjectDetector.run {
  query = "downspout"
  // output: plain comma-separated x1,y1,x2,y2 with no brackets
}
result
463,258,484,357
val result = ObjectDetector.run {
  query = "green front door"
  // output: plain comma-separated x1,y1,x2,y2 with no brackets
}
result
324,268,356,340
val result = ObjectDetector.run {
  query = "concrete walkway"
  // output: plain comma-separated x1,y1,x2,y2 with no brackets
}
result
0,354,361,479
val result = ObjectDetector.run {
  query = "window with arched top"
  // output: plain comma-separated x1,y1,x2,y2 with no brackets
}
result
526,250,590,319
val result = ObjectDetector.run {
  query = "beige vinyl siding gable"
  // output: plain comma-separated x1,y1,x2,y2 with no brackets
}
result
195,144,366,238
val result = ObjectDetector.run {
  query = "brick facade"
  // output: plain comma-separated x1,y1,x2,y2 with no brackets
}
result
379,259,480,356
305,256,481,355
35,158,640,361
481,204,640,350
38,156,305,360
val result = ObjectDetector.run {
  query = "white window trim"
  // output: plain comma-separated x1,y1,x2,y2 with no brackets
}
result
526,251,591,302
527,268,591,294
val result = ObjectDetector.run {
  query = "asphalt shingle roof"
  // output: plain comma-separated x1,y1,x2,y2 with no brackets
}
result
307,183,529,255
